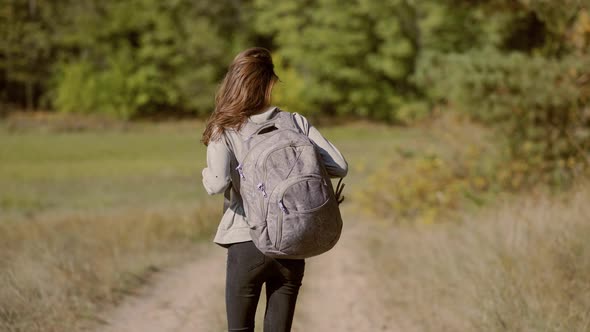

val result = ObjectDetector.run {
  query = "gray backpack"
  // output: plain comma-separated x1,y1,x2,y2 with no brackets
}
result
234,110,343,259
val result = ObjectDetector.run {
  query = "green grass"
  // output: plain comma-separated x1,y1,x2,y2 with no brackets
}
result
0,123,211,219
318,123,405,187
0,119,411,220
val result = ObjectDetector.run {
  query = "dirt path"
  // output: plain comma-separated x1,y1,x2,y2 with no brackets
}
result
292,208,401,332
94,243,227,332
94,206,400,331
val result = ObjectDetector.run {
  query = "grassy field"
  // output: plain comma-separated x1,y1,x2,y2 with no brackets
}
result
0,114,407,332
0,123,209,218
1,113,589,331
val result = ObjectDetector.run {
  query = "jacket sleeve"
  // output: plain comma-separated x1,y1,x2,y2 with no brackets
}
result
202,137,232,195
293,113,348,178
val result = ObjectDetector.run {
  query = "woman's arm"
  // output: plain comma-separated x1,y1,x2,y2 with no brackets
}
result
202,138,232,195
293,113,348,178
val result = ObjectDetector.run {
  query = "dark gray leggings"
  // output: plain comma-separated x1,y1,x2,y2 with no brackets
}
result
226,241,305,332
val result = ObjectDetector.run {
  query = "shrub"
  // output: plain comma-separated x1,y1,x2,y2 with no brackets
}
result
270,54,316,117
360,113,499,223
53,53,140,119
416,50,590,188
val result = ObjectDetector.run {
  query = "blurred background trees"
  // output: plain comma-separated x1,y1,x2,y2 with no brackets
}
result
1,0,255,117
2,0,588,119
0,1,584,114
1,0,589,183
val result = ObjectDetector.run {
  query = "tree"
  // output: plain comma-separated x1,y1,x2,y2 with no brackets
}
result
52,0,251,117
254,0,421,121
0,0,67,110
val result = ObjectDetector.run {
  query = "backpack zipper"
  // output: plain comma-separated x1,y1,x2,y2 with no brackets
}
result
236,164,245,179
257,182,267,197
278,199,287,213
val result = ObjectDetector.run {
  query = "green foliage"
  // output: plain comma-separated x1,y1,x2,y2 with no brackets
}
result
0,0,65,109
49,0,241,118
520,0,586,55
1,0,249,117
1,0,589,132
269,53,315,116
360,114,499,223
416,50,590,187
254,0,420,121
54,52,141,118
415,2,492,53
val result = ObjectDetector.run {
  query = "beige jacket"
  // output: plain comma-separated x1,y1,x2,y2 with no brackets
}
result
202,107,348,246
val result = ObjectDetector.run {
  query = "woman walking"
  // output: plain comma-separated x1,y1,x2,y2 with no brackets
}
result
201,47,347,332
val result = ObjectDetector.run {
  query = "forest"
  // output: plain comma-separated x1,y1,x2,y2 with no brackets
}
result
1,1,587,116
3,0,589,187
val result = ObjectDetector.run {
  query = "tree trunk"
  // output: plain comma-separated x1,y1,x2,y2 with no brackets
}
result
29,0,36,17
25,80,34,111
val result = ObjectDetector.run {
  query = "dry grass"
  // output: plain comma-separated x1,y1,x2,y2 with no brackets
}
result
369,182,590,331
0,114,224,331
0,203,220,332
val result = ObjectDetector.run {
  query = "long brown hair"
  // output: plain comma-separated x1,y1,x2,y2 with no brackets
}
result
201,47,279,145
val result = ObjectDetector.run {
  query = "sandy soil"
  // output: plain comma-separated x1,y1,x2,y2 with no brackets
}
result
93,207,401,332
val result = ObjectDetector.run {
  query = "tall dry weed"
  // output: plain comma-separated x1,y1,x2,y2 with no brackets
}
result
370,182,590,331
0,203,220,332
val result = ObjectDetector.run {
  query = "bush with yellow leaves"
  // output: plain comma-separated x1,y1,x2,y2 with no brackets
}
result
360,113,499,224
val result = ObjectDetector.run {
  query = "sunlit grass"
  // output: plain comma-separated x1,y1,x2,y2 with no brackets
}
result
368,182,590,331
0,122,208,219
0,116,408,219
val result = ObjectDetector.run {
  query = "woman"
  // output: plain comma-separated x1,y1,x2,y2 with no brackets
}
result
201,47,347,332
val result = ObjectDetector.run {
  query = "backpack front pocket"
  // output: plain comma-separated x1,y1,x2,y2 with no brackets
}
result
278,175,330,214
272,175,334,252
278,196,340,256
